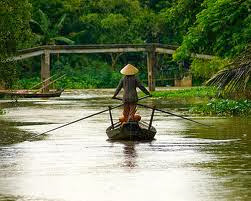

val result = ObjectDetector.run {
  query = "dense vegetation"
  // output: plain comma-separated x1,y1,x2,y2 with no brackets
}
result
0,0,33,88
0,0,249,90
190,99,251,116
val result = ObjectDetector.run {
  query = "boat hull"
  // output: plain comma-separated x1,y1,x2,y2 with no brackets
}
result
106,121,156,141
0,89,64,98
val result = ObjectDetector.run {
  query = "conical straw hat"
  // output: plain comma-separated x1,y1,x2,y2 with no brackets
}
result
120,64,139,75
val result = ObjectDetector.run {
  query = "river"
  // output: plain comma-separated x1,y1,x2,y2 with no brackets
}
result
0,89,250,201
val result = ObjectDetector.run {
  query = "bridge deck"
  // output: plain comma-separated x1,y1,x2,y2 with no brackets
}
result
13,44,212,61
9,44,213,92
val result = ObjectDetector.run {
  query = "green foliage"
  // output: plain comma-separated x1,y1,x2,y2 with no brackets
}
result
152,87,217,98
13,77,40,89
174,0,250,60
0,0,32,88
191,57,230,80
77,0,145,44
16,56,122,89
190,99,251,116
159,0,204,44
30,9,74,45
2,0,250,90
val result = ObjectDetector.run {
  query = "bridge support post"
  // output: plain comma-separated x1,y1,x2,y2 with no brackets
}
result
147,47,156,91
41,50,50,93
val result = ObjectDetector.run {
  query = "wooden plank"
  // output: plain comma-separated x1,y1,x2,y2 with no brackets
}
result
155,48,176,54
49,47,147,54
44,44,151,50
147,49,156,91
41,50,50,93
12,44,213,60
7,50,44,61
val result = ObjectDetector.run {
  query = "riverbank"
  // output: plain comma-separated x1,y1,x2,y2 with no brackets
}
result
0,87,250,117
151,87,251,117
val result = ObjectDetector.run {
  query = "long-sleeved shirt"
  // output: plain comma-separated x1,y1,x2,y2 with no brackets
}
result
113,75,150,103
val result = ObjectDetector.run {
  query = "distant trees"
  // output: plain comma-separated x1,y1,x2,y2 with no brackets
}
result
1,0,250,91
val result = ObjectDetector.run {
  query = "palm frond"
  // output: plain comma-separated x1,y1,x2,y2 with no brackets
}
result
30,19,44,35
38,9,49,34
55,14,67,32
206,46,251,93
52,37,75,45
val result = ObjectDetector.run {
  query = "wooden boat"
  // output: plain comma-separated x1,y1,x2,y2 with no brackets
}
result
106,121,156,141
0,89,64,98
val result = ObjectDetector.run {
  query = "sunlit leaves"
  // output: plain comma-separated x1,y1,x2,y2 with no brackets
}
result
175,0,250,60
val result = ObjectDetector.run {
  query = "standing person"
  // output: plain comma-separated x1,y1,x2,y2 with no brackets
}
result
112,64,151,123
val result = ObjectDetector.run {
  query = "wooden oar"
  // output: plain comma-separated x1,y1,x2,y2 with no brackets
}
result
137,103,211,127
30,74,59,90
29,103,124,140
37,74,66,92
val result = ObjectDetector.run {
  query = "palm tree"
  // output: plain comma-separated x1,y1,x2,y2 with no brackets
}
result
30,9,74,45
206,46,251,93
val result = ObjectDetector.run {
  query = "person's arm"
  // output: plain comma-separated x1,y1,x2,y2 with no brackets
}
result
112,78,123,98
136,77,151,95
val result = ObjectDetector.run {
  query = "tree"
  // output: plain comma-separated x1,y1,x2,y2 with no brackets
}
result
0,0,32,88
174,0,250,60
158,0,204,44
30,9,74,45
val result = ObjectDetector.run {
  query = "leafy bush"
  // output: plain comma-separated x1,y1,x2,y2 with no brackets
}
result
15,57,123,89
190,99,251,116
13,77,40,89
191,57,230,80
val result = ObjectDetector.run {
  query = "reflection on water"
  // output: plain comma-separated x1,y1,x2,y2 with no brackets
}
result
0,90,250,201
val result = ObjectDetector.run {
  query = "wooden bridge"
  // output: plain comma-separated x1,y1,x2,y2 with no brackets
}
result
12,44,213,91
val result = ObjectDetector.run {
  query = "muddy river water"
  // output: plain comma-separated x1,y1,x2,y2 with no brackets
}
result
0,90,250,201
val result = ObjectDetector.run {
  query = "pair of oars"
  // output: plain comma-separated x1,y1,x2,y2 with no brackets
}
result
28,95,149,140
28,95,210,140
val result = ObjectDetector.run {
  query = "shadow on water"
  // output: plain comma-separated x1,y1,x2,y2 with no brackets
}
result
119,141,138,168
0,120,33,145
107,140,155,169
0,120,51,145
